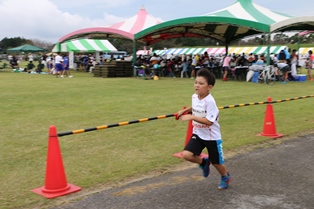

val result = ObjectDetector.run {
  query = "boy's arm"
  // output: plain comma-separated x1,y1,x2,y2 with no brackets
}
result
177,107,213,126
181,114,213,126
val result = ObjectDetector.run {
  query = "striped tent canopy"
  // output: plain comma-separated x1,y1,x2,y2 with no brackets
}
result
52,39,117,53
58,6,162,42
135,0,291,45
164,48,208,55
228,46,287,55
136,50,150,55
298,47,314,55
137,49,165,56
207,48,226,55
205,0,291,25
153,50,166,55
146,45,288,57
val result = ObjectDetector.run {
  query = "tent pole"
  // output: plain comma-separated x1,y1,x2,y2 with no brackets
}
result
225,43,229,56
132,40,137,65
297,36,300,56
266,32,271,65
132,40,137,76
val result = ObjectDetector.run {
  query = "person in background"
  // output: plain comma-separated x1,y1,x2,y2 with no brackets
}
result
55,52,63,78
180,58,189,78
277,49,290,63
274,62,290,84
202,51,209,69
166,58,175,77
290,49,298,79
49,56,55,74
63,54,73,78
10,55,19,69
222,54,231,81
26,60,35,73
190,54,199,79
305,50,314,81
176,68,231,190
89,58,98,74
83,55,89,71
28,53,34,62
247,53,255,65
150,53,160,76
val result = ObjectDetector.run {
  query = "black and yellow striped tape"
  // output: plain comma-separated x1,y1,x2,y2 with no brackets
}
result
58,114,175,137
218,95,313,109
57,95,313,137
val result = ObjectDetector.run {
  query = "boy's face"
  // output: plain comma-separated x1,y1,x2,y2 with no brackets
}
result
194,76,213,97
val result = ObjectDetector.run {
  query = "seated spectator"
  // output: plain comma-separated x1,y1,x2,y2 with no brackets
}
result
149,53,159,66
10,56,19,69
89,59,98,73
238,53,248,66
166,59,175,77
248,55,265,72
26,61,35,73
85,57,95,72
209,56,215,68
247,53,255,65
36,63,45,73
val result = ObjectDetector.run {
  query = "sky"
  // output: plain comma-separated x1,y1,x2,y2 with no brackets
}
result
0,0,312,44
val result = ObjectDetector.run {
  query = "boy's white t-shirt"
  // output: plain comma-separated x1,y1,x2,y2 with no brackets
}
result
191,93,221,141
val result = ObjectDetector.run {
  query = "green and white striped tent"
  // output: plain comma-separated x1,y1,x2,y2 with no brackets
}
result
205,0,292,26
153,49,166,55
135,0,292,45
52,39,117,53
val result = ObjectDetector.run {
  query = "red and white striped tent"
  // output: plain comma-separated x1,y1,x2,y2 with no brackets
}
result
59,6,162,42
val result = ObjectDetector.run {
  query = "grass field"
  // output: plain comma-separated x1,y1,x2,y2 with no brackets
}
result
0,65,314,209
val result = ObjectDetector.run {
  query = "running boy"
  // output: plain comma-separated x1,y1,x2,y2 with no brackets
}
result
176,68,231,190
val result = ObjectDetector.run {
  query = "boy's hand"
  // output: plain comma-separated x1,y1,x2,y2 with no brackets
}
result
175,109,187,120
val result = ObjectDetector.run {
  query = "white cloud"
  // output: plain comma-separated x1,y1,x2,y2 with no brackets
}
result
0,0,312,44
0,0,129,43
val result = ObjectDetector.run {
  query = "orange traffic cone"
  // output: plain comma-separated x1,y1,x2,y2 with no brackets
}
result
32,125,81,198
256,97,284,138
173,120,208,158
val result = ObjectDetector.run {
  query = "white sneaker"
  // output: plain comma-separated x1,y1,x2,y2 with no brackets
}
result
60,75,64,78
68,75,73,78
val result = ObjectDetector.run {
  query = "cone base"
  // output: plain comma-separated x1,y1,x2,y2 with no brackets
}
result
173,152,208,158
256,133,285,139
32,183,81,198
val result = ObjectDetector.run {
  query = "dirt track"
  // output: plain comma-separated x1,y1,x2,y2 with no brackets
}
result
51,134,314,209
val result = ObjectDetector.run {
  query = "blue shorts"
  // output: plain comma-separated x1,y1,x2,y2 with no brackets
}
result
55,63,63,71
223,66,230,71
184,134,225,164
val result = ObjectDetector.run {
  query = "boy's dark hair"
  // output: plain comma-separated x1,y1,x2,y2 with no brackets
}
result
196,68,216,86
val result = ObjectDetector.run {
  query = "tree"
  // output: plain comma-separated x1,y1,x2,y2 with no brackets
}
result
30,39,54,51
0,37,28,51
